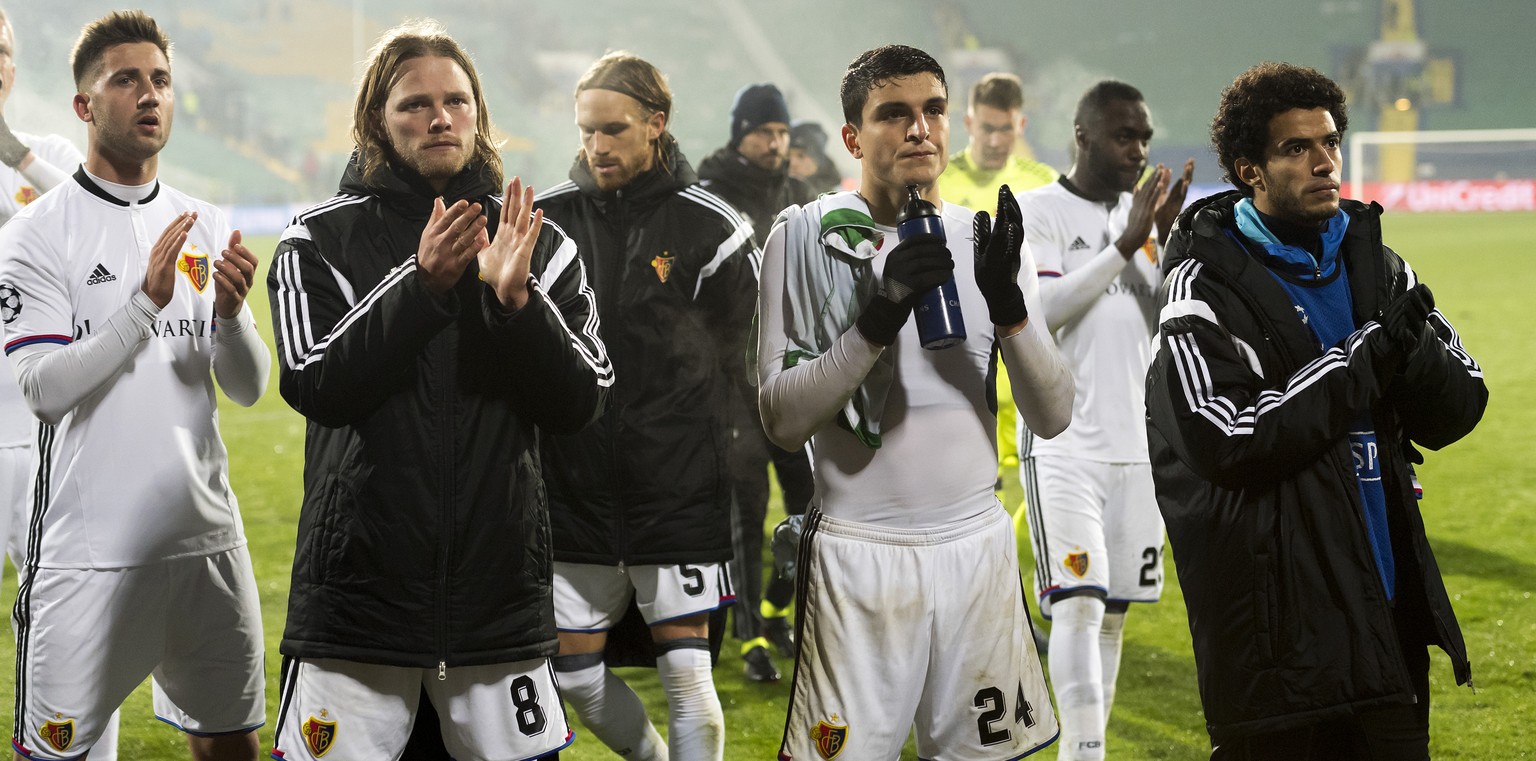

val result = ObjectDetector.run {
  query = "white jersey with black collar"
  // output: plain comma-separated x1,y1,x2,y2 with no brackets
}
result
1018,179,1161,463
0,131,85,448
0,169,248,569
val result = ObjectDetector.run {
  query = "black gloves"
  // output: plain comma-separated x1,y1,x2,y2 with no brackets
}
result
973,184,1029,327
770,514,805,581
1378,273,1434,357
856,233,953,346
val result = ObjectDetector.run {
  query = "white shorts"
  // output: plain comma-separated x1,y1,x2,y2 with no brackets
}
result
1020,456,1165,618
272,656,574,761
12,546,265,760
553,561,734,630
781,505,1059,761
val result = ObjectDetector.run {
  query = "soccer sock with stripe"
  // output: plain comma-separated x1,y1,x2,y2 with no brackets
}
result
553,653,668,761
656,638,724,761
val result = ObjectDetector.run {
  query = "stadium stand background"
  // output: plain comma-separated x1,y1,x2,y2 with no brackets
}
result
8,0,1533,219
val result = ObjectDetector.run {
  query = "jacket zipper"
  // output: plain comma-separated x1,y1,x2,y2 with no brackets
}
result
611,189,629,566
436,314,455,680
1198,224,1421,697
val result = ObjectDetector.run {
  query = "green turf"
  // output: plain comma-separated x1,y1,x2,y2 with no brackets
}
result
2,211,1533,759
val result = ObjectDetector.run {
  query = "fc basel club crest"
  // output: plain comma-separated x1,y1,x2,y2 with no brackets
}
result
15,186,39,206
1064,550,1090,578
41,717,75,753
651,251,674,283
811,717,848,760
177,245,211,292
303,713,337,757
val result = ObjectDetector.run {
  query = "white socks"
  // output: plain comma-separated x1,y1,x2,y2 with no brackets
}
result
655,644,724,761
1099,608,1126,720
556,659,668,761
1049,596,1107,761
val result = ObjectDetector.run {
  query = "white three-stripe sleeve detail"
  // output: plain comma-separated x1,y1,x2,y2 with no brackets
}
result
679,187,755,300
1162,258,1385,438
532,231,614,386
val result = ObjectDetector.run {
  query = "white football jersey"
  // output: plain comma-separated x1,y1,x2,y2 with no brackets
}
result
1020,180,1160,463
771,202,1052,528
0,170,246,568
0,132,86,447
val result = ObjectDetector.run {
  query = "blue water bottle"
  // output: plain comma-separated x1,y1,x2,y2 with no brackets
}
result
896,184,965,350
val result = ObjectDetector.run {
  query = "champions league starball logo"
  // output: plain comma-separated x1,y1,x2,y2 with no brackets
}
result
0,283,22,324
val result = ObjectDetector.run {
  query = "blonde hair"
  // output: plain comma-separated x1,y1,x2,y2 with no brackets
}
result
575,51,676,168
352,19,502,186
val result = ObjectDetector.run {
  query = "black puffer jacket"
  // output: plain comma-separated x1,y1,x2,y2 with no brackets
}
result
268,157,612,667
696,146,813,248
534,142,757,566
1146,191,1487,739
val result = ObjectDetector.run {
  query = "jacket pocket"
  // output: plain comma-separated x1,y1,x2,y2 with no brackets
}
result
299,472,359,584
1253,551,1278,663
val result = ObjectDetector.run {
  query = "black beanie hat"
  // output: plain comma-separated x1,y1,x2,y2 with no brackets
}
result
729,83,791,148
790,120,829,160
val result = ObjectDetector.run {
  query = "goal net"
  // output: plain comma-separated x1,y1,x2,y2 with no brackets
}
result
1345,128,1536,212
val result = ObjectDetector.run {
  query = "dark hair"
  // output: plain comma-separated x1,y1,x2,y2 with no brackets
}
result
352,19,502,187
840,44,947,126
70,10,172,90
1073,80,1144,128
970,72,1023,112
1212,62,1349,195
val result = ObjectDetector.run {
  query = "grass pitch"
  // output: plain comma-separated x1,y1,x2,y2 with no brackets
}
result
1,210,1532,759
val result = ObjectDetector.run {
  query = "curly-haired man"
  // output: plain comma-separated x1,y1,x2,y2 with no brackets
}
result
1146,61,1487,759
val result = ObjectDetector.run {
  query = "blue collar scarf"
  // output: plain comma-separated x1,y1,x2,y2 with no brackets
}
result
1234,198,1349,281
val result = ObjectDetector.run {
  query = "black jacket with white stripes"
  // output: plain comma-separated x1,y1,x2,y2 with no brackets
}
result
1146,191,1486,740
534,141,758,566
267,157,612,668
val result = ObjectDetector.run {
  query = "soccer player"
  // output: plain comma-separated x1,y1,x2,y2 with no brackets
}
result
266,19,610,761
937,72,1057,212
697,80,815,682
758,44,1074,761
1014,80,1191,761
0,10,126,760
0,7,83,228
1146,62,1487,759
0,11,269,761
533,51,756,761
936,71,1060,501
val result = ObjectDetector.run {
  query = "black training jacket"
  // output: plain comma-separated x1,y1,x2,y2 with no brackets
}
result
696,145,813,249
533,142,758,566
268,158,612,667
1146,191,1487,739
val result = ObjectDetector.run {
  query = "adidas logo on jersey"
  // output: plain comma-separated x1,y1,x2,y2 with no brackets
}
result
1068,237,1090,251
86,264,117,285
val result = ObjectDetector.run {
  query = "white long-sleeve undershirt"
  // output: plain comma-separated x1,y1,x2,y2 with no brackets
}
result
19,152,72,196
1038,243,1132,333
757,206,1074,526
12,293,268,425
